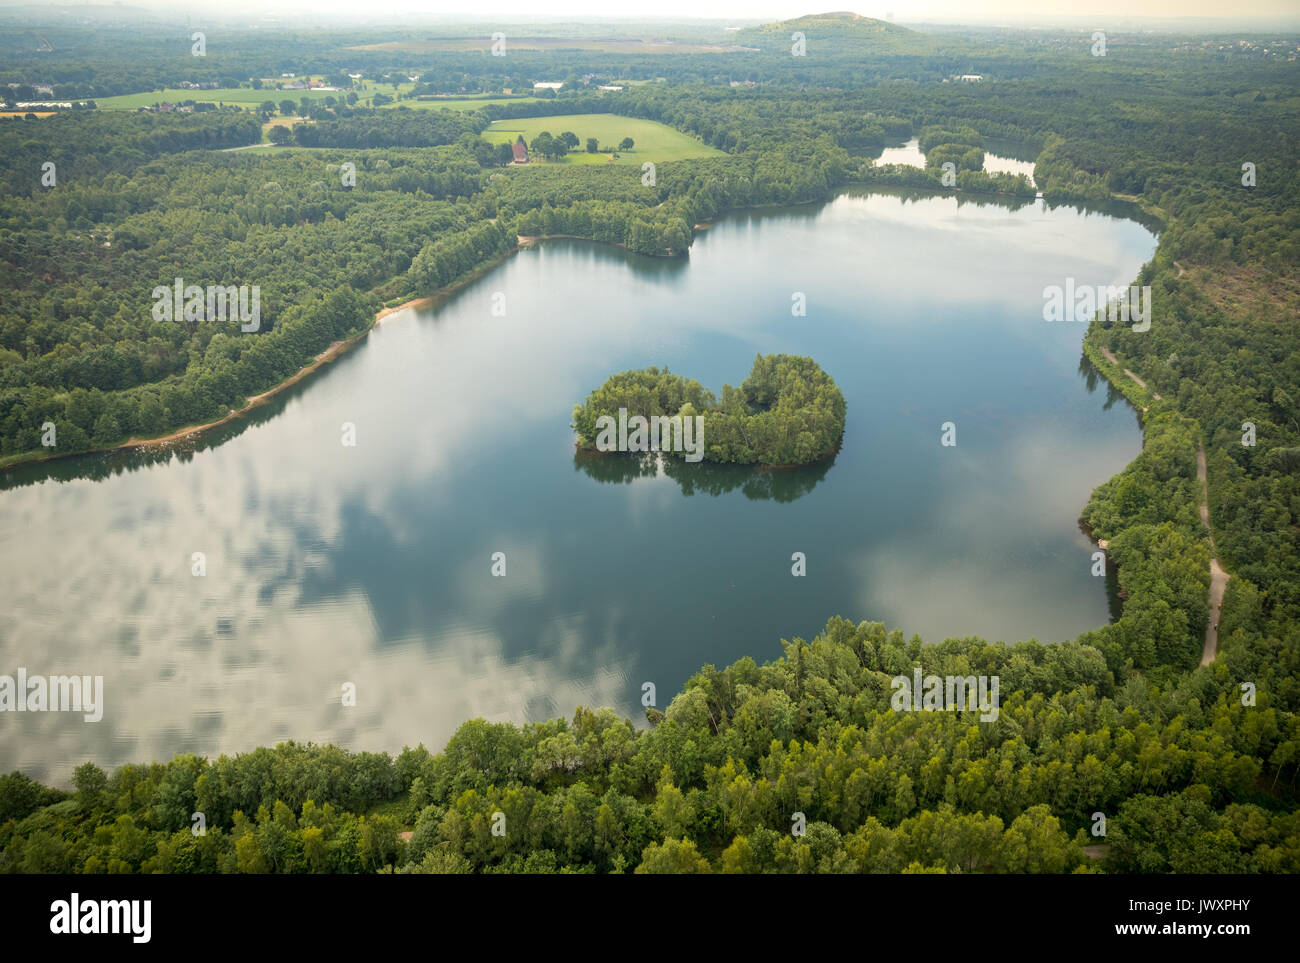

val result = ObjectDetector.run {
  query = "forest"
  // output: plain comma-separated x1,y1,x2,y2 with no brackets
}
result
0,9,1296,872
3,613,1297,873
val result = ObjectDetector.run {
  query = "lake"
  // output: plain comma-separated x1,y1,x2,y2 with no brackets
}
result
0,189,1157,781
874,137,1038,186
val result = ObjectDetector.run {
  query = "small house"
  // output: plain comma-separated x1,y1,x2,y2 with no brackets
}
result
511,135,529,164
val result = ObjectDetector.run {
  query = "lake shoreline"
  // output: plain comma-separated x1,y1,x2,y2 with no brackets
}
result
3,187,1158,475
0,247,521,473
573,435,843,470
517,233,684,258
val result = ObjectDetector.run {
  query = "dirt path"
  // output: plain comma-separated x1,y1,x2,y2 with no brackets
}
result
1099,345,1162,401
1198,440,1231,665
5,243,525,473
1100,342,1223,663
120,295,430,452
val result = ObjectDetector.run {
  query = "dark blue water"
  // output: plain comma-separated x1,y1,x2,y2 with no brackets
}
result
0,189,1156,780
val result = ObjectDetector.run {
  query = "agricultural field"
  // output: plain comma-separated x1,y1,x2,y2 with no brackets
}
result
94,86,343,110
93,82,418,111
385,96,543,111
482,113,723,165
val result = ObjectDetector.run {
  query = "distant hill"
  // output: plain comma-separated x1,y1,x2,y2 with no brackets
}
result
733,11,920,47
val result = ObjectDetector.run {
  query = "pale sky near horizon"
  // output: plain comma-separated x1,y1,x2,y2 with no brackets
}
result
3,1,1298,24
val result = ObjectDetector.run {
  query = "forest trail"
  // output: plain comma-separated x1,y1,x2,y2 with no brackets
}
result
1199,440,1231,666
1099,345,1162,402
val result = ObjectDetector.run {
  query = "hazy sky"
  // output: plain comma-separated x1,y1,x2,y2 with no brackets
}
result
5,1,1298,24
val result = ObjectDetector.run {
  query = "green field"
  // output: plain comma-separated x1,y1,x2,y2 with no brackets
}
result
95,87,344,110
385,96,543,111
95,83,417,111
483,113,723,165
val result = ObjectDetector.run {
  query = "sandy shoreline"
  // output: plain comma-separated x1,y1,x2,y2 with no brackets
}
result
1,292,436,472
118,293,434,453
1,241,531,472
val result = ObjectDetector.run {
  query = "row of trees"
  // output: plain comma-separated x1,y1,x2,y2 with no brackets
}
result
527,130,635,160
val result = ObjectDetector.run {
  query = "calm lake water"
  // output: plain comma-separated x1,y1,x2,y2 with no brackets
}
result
0,190,1156,781
874,137,1037,186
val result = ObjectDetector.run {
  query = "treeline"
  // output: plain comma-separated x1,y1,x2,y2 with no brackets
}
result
491,147,854,257
0,111,259,197
3,614,1297,873
292,108,484,149
513,199,694,256
7,9,1294,109
1077,410,1209,675
0,288,375,453
860,161,1036,198
407,220,515,293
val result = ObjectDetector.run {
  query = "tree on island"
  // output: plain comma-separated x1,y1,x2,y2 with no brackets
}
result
572,354,845,466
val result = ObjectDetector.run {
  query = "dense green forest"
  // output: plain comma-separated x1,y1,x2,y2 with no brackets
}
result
3,615,1297,873
573,355,846,465
0,9,1297,872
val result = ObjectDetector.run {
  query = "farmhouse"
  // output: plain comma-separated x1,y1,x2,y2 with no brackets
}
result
511,135,529,164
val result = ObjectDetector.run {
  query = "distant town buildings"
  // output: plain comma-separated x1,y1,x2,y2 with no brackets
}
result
598,85,623,91
533,82,563,90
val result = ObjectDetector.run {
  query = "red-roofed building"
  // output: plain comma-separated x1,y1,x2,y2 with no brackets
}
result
511,135,529,164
